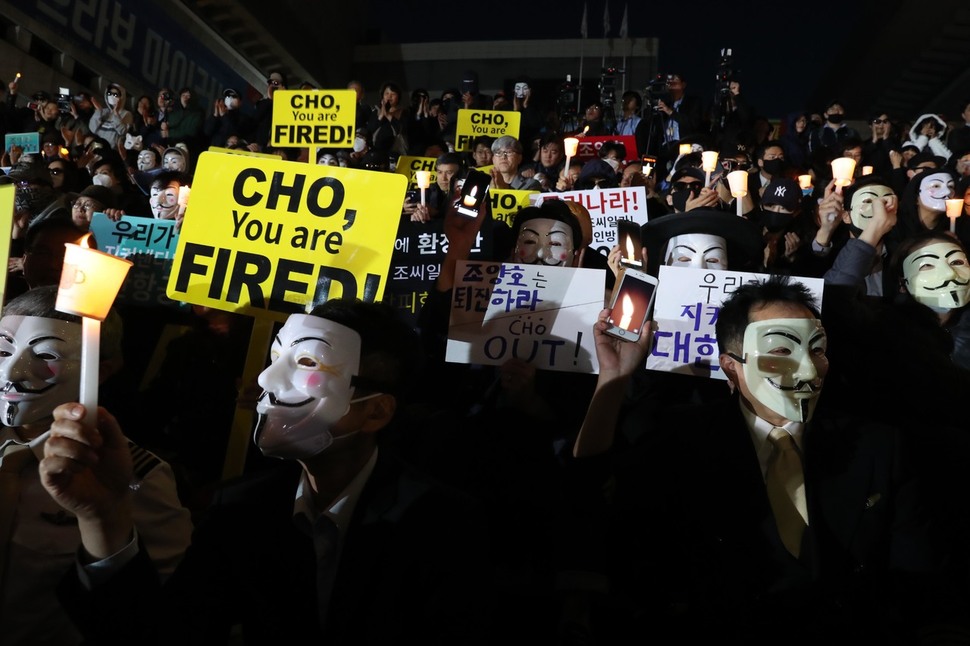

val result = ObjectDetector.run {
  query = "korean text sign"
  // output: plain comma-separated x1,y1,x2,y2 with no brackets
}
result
446,261,605,374
532,186,649,256
647,266,823,380
166,151,406,318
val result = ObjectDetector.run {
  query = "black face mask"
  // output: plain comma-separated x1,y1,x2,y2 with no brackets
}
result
761,159,787,177
757,208,793,234
670,186,699,212
827,113,845,125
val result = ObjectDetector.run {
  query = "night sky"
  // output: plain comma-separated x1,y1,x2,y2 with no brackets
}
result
366,0,865,120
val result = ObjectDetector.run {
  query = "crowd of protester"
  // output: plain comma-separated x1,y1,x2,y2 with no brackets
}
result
2,62,970,645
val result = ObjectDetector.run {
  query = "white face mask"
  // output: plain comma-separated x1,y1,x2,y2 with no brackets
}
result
849,184,896,231
903,241,970,311
92,173,113,188
918,172,954,212
603,157,620,172
137,151,157,171
353,135,367,153
149,182,180,219
664,233,728,270
740,317,827,423
254,315,370,460
106,94,119,108
224,96,239,110
0,316,81,427
163,153,186,172
513,217,576,266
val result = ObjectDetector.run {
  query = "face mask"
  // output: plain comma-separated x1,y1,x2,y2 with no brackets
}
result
254,315,366,460
758,208,793,234
92,173,113,188
0,316,82,427
137,152,157,171
740,317,827,423
603,158,620,172
669,186,698,212
918,172,954,212
163,154,186,172
664,233,728,269
761,159,786,177
353,135,367,153
513,217,576,266
106,95,119,108
124,134,143,151
224,96,239,109
150,183,180,219
903,241,970,311
827,113,844,125
848,184,896,231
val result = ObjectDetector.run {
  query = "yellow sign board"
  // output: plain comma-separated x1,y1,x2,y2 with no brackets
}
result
208,146,280,159
487,189,538,227
0,185,13,306
455,109,521,152
166,151,406,318
394,155,437,189
270,89,357,148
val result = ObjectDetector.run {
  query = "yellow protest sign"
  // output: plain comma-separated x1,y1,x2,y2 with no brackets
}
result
487,189,537,227
166,151,406,319
0,185,13,305
270,89,357,148
455,109,521,152
395,155,437,189
208,146,280,159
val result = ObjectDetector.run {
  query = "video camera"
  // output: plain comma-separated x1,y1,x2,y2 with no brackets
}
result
557,74,578,118
714,48,735,97
645,74,672,111
57,87,73,113
598,67,623,106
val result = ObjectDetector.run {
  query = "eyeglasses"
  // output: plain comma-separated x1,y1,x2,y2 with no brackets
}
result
266,78,282,87
106,91,120,97
493,150,518,159
71,200,98,211
871,118,889,125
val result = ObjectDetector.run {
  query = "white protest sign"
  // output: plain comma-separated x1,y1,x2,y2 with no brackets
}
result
531,186,649,256
446,261,606,374
647,266,824,380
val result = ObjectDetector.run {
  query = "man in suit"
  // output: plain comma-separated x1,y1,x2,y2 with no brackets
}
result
573,276,964,643
39,299,492,644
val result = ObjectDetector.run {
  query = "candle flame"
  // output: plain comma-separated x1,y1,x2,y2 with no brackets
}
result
624,235,637,264
618,293,634,330
582,125,589,135
79,233,93,250
462,185,478,207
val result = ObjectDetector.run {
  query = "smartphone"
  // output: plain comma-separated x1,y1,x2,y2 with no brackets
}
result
616,219,644,269
640,155,657,177
456,168,490,217
605,268,658,343
405,189,419,204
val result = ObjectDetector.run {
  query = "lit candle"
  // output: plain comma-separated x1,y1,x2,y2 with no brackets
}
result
13,72,20,84
727,170,748,217
178,185,191,207
618,293,634,330
701,151,718,187
563,137,579,180
678,143,692,156
415,170,431,206
55,235,133,427
946,198,963,234
624,233,641,267
830,157,857,195
462,185,479,207
861,165,873,176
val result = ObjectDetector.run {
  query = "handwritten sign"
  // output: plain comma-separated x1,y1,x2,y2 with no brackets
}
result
647,266,824,379
166,150,406,318
270,89,357,148
446,261,605,373
4,132,40,155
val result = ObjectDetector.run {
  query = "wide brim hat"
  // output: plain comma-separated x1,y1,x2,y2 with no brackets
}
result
640,208,764,275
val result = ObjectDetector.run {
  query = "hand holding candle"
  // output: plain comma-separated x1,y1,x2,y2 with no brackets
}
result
831,157,857,195
947,198,963,234
55,236,133,427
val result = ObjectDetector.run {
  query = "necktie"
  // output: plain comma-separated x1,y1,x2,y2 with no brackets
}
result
0,445,36,584
765,427,808,558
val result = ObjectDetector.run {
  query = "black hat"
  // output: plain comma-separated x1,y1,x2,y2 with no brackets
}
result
640,209,764,276
761,177,802,212
6,160,52,186
670,167,706,184
68,184,117,210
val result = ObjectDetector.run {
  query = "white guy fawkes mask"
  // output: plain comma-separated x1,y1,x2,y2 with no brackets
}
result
137,150,157,172
918,172,955,212
162,151,186,172
254,314,372,460
664,233,728,270
149,181,180,219
0,316,81,427
513,217,576,267
903,241,970,312
849,184,896,231
740,317,827,423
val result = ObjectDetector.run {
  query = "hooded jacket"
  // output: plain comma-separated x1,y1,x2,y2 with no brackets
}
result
905,113,952,161
88,83,134,148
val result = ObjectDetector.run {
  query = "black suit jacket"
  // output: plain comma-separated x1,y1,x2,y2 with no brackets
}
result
59,451,493,645
588,396,949,643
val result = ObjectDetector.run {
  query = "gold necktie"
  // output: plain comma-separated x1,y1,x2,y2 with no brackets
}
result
765,427,808,558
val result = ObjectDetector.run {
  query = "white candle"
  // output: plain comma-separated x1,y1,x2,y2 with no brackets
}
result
79,318,100,427
727,170,748,217
946,199,963,234
701,151,718,187
563,137,579,180
415,170,431,206
831,157,857,195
